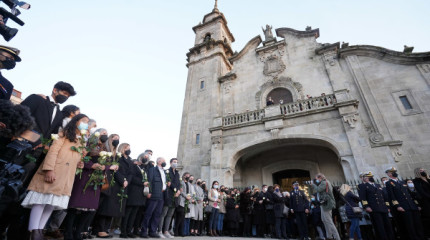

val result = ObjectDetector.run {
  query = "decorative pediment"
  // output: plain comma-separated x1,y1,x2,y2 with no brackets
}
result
255,76,304,109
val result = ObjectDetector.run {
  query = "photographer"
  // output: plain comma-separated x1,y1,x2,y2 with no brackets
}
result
311,173,341,240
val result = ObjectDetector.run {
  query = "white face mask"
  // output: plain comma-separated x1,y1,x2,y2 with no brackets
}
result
383,180,388,185
263,188,268,192
171,162,178,168
90,128,97,135
407,183,414,188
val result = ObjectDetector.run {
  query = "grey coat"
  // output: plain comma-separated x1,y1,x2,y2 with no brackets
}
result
193,184,204,220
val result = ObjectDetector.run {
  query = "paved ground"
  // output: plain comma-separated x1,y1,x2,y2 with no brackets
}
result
108,236,274,240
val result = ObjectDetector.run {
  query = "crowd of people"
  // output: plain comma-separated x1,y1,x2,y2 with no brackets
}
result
0,81,430,240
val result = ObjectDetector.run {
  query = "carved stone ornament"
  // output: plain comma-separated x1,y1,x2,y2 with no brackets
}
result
390,146,402,162
365,126,385,144
223,82,232,94
263,55,286,77
343,113,358,128
256,41,287,78
211,136,223,150
270,128,280,138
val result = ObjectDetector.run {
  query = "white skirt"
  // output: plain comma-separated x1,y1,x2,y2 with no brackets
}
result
21,191,70,210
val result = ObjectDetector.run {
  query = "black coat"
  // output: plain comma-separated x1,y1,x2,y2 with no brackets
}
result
413,178,430,218
358,182,389,213
344,191,362,219
290,189,309,212
127,163,146,207
225,197,240,229
239,192,253,215
252,192,265,225
97,156,132,217
21,94,63,143
163,167,180,207
386,179,419,211
272,192,285,218
147,165,164,200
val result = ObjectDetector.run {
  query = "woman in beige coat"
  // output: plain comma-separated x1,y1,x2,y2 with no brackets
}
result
21,114,89,240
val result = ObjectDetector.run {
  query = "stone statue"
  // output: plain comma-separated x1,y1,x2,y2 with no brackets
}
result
262,24,274,41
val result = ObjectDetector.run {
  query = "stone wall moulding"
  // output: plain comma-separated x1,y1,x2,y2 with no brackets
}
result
417,64,430,86
342,113,358,128
256,40,287,78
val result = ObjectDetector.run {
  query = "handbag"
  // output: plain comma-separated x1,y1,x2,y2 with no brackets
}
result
101,174,109,191
204,204,213,213
346,196,362,214
282,205,289,216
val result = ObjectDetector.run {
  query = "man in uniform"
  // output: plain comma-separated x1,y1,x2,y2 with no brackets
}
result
0,45,20,100
290,181,310,240
385,167,424,240
359,171,395,240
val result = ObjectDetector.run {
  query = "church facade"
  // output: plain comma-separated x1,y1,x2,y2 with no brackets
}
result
177,5,430,189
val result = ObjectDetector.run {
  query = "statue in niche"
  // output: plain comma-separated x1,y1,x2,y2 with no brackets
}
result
262,24,274,41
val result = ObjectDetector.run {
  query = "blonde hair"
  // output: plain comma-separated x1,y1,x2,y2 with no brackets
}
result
105,134,119,157
118,143,130,156
340,184,351,196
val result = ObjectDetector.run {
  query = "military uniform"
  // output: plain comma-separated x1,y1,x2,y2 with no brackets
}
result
359,181,394,240
385,169,424,240
290,183,310,240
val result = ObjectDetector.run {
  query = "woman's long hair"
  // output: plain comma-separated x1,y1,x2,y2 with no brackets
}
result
414,167,429,179
63,114,88,142
118,143,130,157
339,184,351,196
211,181,218,189
105,134,119,157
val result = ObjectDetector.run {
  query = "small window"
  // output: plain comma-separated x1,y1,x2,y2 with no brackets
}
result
200,81,205,89
399,96,413,110
204,34,211,42
195,134,200,145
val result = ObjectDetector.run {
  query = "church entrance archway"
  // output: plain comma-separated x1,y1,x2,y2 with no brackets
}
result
231,138,346,188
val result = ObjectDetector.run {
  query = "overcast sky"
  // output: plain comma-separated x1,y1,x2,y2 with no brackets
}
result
4,0,429,163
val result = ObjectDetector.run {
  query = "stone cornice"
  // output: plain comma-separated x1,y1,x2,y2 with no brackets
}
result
315,42,340,55
229,35,262,63
218,72,237,83
276,27,320,39
186,39,234,62
192,12,235,42
186,51,232,70
339,45,430,65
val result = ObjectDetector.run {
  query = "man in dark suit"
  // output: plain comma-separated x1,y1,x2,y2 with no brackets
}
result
21,81,76,147
0,45,21,100
141,157,168,238
290,181,310,240
385,167,424,240
359,171,395,240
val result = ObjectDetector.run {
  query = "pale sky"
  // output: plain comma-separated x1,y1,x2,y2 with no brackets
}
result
4,0,429,163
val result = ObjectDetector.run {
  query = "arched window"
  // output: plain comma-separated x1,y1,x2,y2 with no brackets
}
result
204,33,211,42
266,88,293,106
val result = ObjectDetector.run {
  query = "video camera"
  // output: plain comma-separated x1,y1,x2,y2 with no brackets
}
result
0,159,26,201
0,0,31,41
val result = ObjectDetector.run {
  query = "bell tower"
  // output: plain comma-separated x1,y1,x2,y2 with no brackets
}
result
177,1,235,178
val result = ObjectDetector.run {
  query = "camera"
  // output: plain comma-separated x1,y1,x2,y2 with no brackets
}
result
0,159,26,201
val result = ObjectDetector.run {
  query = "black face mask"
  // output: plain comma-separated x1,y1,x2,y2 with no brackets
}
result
55,94,68,104
141,157,148,164
421,172,427,177
161,162,166,168
185,177,189,182
197,182,201,185
125,150,131,156
189,179,193,184
100,135,108,143
392,172,398,178
201,184,206,189
1,59,15,70
368,177,375,183
112,140,119,147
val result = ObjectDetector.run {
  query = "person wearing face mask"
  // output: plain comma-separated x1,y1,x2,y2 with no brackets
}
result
184,175,196,236
357,172,394,240
289,182,310,240
157,158,181,238
311,173,341,240
21,114,88,240
207,181,221,236
271,184,285,239
175,172,191,237
191,179,204,236
93,134,121,238
412,168,430,239
59,105,80,132
62,128,108,240
140,157,168,238
385,167,424,240
252,186,266,238
0,45,20,101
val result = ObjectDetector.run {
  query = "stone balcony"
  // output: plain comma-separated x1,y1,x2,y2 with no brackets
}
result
212,93,346,131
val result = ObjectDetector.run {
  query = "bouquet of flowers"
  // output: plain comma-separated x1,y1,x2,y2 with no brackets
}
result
185,194,191,213
234,193,240,205
192,193,198,205
71,130,93,179
108,152,121,186
83,150,108,194
165,170,171,186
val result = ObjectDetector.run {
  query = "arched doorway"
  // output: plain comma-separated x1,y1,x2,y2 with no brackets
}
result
273,169,310,192
266,88,293,105
231,138,346,188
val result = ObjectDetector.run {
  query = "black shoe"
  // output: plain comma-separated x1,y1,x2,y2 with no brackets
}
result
140,234,149,238
119,233,128,238
149,233,160,238
127,233,137,238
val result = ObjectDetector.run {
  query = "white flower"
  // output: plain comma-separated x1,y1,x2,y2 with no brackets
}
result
117,152,122,157
80,129,87,135
166,170,169,174
107,152,113,157
180,177,182,181
187,194,191,197
99,151,107,157
51,134,59,140
94,132,100,137
174,188,177,192
263,197,266,200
